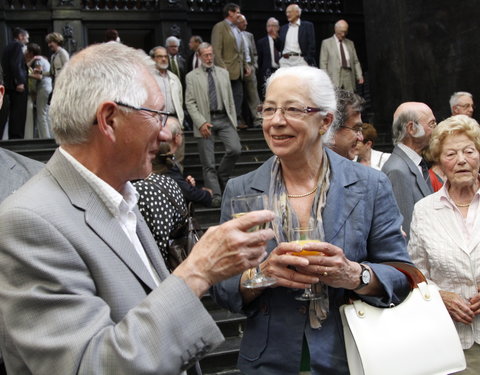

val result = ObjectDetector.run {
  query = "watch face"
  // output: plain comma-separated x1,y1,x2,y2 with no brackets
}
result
361,268,371,284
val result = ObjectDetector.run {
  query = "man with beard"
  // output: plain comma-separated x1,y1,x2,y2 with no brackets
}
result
150,46,185,164
185,42,241,208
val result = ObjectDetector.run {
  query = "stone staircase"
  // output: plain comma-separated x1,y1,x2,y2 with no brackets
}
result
0,127,394,374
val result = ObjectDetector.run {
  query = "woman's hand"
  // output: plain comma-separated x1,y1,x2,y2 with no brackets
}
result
439,290,475,324
469,289,480,316
258,242,320,289
293,242,361,290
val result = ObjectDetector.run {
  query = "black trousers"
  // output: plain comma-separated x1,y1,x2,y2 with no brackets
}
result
4,88,28,139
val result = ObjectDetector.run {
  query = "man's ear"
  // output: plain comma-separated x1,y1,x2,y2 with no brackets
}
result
95,102,119,142
406,120,415,136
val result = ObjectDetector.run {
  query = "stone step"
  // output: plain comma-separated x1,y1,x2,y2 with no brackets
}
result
183,148,272,165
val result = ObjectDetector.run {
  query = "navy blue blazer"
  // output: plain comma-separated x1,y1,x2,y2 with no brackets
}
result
276,20,316,66
212,149,411,374
256,36,278,81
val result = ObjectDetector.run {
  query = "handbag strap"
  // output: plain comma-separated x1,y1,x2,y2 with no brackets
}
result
383,262,427,289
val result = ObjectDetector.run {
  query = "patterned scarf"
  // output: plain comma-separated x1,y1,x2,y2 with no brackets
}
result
268,150,331,329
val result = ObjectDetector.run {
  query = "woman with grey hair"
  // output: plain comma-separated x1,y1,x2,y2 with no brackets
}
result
409,115,480,374
212,66,411,374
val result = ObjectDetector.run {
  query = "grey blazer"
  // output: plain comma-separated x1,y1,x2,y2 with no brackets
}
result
0,149,223,374
185,66,237,137
319,36,363,89
381,145,433,239
0,147,44,203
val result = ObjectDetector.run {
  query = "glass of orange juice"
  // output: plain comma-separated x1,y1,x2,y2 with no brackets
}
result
289,226,323,301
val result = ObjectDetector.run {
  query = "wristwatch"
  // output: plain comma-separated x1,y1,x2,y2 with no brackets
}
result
354,264,371,291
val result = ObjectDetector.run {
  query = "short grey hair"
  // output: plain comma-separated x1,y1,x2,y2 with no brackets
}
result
165,36,180,47
266,17,279,26
392,110,420,145
266,66,336,136
50,42,156,145
149,46,166,58
197,42,212,55
449,91,473,111
288,4,302,16
166,116,182,136
324,89,364,145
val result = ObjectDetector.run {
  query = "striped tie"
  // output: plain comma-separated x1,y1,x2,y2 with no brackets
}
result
206,68,217,111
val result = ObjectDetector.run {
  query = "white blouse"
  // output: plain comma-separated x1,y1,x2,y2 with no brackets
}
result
408,184,480,349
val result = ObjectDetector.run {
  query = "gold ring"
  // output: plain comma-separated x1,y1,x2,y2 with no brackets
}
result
323,271,328,277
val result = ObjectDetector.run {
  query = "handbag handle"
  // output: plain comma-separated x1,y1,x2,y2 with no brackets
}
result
383,262,427,289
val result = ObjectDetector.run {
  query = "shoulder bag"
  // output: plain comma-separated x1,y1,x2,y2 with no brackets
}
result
340,262,466,375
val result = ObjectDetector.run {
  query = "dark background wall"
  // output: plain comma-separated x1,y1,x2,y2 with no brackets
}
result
364,0,480,135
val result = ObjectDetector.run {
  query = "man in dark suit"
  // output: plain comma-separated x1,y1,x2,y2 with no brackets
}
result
186,35,203,73
166,35,186,85
256,17,281,99
0,27,29,139
382,102,436,240
276,4,316,67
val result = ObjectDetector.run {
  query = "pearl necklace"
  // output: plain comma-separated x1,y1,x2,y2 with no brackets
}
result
454,201,471,208
287,186,318,198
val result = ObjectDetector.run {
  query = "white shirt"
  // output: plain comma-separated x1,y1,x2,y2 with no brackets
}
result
155,71,175,114
398,142,423,175
334,34,351,67
59,147,161,286
283,19,301,54
408,183,480,349
242,32,252,63
268,35,279,68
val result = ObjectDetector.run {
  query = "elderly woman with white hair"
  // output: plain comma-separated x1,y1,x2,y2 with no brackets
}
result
212,66,411,374
409,115,480,374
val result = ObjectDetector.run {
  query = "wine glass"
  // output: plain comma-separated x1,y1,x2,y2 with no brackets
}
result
231,194,277,288
288,226,324,301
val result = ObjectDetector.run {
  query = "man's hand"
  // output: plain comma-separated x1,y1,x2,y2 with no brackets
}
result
173,210,275,296
244,65,252,77
15,84,25,93
186,175,196,186
199,122,213,138
358,77,364,85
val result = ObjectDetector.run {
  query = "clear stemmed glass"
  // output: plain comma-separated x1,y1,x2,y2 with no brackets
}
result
288,226,324,301
231,194,277,288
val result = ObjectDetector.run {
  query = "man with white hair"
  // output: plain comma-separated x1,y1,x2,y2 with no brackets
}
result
166,35,186,83
382,102,436,239
256,17,281,94
276,4,316,67
450,91,474,117
320,19,364,92
150,45,185,163
0,42,274,374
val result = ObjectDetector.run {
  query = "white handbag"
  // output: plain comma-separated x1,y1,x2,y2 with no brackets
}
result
340,262,466,375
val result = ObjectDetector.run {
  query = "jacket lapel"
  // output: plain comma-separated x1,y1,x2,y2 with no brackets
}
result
322,150,362,242
47,150,159,290
432,199,469,253
394,147,432,196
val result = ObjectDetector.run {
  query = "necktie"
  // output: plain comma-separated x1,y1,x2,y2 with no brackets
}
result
419,158,432,187
194,55,198,69
339,40,348,68
170,56,179,77
206,68,217,111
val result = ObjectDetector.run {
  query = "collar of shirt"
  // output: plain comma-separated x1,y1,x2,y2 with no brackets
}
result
289,19,301,27
437,179,480,209
58,147,138,219
202,65,215,73
398,143,423,168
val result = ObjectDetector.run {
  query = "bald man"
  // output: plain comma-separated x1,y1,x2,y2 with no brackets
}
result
382,102,436,239
320,19,363,92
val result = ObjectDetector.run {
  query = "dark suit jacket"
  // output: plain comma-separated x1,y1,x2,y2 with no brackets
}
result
1,40,27,90
381,145,433,239
276,20,316,66
167,54,186,85
212,149,411,374
256,36,279,82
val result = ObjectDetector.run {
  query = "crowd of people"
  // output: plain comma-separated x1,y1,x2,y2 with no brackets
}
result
0,2,478,375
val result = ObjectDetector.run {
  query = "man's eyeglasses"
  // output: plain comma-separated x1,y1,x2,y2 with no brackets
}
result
114,101,170,128
339,125,363,135
257,105,325,120
456,103,475,110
